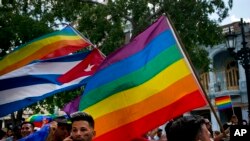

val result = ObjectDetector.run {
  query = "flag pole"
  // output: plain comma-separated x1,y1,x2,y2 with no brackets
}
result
165,13,226,133
232,105,235,115
67,25,94,47
229,95,235,115
95,46,106,58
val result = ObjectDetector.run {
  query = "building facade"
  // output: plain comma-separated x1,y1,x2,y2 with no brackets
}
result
196,20,250,131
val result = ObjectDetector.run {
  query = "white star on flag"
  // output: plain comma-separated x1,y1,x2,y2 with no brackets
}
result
84,64,95,72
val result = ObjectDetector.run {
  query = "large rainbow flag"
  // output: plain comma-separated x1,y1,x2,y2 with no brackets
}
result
79,16,207,141
215,95,232,110
0,26,92,75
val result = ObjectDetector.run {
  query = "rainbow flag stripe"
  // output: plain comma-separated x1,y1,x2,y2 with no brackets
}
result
215,95,232,110
0,26,91,75
79,16,206,141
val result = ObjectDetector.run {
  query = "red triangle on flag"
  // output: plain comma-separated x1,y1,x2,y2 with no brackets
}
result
58,48,105,83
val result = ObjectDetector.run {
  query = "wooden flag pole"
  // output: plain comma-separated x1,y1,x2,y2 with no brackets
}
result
165,13,226,134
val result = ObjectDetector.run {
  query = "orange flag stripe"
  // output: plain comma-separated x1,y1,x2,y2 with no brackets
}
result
0,39,86,75
93,90,205,141
94,74,200,137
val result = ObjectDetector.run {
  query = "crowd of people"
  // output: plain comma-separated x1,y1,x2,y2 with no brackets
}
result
153,114,249,141
0,111,95,141
0,112,248,141
137,113,248,141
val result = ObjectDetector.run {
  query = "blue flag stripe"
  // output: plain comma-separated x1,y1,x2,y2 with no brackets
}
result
0,76,89,117
0,75,60,91
218,103,232,110
85,30,177,93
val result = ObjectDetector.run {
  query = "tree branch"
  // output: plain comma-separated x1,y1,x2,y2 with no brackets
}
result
146,7,164,22
80,0,107,5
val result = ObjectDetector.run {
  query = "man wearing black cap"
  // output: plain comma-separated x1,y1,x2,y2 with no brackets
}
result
54,116,71,141
46,116,71,141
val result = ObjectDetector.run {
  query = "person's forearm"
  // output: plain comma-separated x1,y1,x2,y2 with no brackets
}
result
214,128,230,141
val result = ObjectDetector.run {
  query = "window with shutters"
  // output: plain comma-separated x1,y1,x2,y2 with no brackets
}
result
225,61,239,90
200,72,209,92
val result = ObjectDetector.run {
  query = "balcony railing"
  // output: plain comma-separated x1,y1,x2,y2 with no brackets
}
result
214,80,239,92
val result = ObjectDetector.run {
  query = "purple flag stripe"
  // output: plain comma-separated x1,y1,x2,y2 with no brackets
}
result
63,95,81,115
98,16,170,70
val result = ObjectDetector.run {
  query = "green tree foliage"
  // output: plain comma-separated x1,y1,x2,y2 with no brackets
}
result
48,0,232,71
0,0,233,116
0,0,54,57
29,87,84,114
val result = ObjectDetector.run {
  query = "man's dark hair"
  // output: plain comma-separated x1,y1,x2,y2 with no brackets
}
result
70,111,95,128
21,122,34,129
167,115,205,141
165,120,173,135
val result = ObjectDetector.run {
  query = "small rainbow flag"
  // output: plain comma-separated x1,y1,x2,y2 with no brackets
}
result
26,114,55,128
0,26,92,75
215,95,232,110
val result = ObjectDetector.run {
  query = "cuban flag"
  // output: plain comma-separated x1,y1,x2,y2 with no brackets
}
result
0,48,105,117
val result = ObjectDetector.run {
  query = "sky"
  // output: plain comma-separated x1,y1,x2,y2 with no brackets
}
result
218,0,250,25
